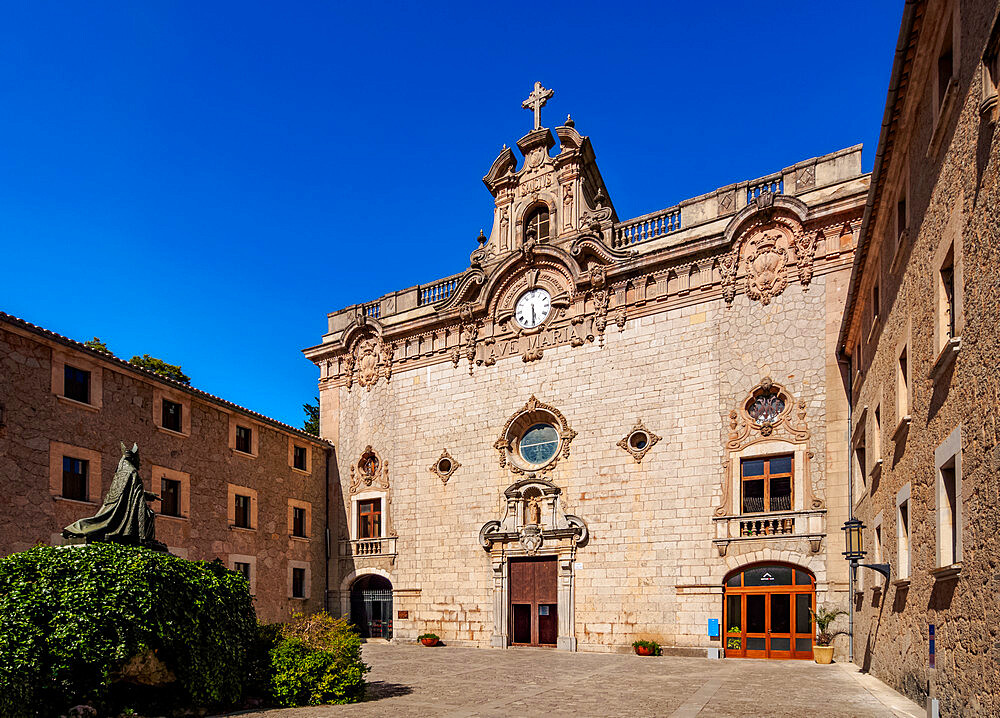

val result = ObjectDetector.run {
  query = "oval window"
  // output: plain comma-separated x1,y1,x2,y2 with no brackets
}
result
519,424,559,465
628,431,649,451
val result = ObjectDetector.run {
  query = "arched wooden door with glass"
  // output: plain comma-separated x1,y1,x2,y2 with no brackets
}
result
723,564,814,659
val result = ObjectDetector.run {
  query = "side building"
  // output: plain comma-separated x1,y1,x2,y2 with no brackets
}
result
306,91,870,657
0,312,331,623
839,0,1000,713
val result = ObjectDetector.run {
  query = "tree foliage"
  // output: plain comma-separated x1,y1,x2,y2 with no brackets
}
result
0,543,256,717
302,397,320,436
128,354,190,384
83,337,113,355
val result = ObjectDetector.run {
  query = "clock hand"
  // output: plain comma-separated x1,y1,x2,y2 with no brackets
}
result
532,306,536,324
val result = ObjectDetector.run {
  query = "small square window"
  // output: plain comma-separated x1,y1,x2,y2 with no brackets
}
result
292,567,306,599
235,425,252,454
234,494,252,529
162,399,183,432
161,477,181,517
64,365,91,404
235,561,251,583
62,457,88,501
292,507,307,538
293,445,307,471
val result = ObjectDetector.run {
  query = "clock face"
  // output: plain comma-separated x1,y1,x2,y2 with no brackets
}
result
515,288,551,329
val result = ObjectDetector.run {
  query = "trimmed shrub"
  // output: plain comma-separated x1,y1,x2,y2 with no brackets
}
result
269,612,368,707
0,543,257,717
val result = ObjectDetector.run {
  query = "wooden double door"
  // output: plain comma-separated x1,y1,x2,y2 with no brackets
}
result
723,564,814,660
510,557,558,646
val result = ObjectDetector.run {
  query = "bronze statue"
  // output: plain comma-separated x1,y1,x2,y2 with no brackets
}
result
63,442,165,550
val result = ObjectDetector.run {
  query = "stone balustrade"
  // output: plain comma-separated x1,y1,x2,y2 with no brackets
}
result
340,536,397,557
418,277,460,306
612,206,682,248
713,509,825,542
746,175,784,205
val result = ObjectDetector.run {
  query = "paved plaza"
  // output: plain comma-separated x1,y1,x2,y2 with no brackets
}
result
236,643,925,718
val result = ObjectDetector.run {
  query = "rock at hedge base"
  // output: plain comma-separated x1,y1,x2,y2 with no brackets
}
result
0,543,257,718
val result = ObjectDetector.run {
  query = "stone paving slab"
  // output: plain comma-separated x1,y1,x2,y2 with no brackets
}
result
230,643,924,718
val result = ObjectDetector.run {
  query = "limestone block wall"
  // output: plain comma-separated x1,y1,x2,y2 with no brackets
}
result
327,262,852,652
0,318,330,624
846,0,1000,712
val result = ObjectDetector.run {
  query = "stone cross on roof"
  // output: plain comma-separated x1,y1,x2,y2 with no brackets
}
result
522,81,554,130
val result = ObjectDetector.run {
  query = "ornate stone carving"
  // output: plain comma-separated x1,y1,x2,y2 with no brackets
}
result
478,477,589,552
617,419,662,463
719,251,739,305
429,449,461,484
562,184,574,230
494,396,577,474
745,231,788,306
714,378,822,516
614,306,627,331
795,165,816,191
349,335,393,391
348,446,390,494
794,231,817,287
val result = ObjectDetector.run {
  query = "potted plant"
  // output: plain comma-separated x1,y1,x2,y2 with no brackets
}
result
632,639,661,656
418,632,439,647
726,626,742,651
809,606,847,664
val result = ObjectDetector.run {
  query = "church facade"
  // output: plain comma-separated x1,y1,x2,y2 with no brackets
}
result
306,87,870,656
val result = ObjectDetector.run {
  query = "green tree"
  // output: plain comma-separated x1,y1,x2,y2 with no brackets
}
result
128,354,191,384
302,398,319,436
83,337,113,355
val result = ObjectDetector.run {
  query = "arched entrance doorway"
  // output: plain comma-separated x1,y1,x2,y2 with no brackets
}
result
723,563,814,659
349,574,393,639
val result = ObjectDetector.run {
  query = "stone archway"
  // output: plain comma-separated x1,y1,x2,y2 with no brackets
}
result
349,573,393,639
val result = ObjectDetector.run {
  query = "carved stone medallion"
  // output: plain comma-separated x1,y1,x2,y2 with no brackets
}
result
617,419,662,463
745,231,788,306
429,449,461,484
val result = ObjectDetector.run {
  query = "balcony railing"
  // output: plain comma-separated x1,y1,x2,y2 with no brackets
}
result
714,509,825,542
612,206,682,249
418,277,460,306
340,536,397,557
747,175,783,205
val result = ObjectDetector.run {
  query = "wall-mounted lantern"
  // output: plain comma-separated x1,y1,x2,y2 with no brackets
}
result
842,517,891,581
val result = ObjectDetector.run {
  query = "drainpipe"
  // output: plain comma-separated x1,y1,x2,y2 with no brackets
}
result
324,445,331,614
838,350,854,663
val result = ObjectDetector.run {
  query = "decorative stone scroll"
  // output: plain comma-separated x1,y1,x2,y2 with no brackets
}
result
494,396,577,474
348,445,390,494
714,378,822,517
429,449,461,484
478,478,589,553
617,419,662,463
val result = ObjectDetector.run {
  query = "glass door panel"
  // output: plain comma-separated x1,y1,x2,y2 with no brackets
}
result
745,594,767,657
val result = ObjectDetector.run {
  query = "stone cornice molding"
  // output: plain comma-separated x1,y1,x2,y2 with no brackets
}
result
723,194,810,246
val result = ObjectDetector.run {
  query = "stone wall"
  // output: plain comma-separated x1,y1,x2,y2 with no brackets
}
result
844,0,1000,713
0,317,330,624
325,260,855,653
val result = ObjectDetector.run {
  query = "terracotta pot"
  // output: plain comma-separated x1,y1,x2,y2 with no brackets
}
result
813,645,834,664
420,637,439,647
635,645,654,656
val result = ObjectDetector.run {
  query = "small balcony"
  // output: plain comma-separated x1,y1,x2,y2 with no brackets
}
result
339,537,397,558
712,509,826,556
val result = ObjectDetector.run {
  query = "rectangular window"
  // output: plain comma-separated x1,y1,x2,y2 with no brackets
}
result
62,457,89,501
872,281,880,326
358,498,382,539
854,433,867,489
162,399,182,432
897,347,910,421
64,365,91,404
740,455,792,513
873,405,882,465
937,18,954,112
235,561,251,583
292,567,306,599
160,478,181,517
896,192,907,242
940,247,956,341
292,507,306,538
234,493,252,529
898,498,911,579
235,425,252,454
293,445,307,471
940,459,959,566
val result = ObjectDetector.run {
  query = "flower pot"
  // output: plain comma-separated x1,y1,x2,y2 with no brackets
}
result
813,645,834,664
420,637,439,647
635,645,654,656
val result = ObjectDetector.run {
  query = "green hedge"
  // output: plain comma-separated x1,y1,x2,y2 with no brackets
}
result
0,543,257,717
268,612,369,706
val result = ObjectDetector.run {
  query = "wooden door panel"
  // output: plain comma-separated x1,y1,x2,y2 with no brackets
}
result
510,560,534,603
535,559,557,603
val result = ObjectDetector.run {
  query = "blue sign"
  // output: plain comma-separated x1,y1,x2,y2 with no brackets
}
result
708,619,720,637
929,624,935,669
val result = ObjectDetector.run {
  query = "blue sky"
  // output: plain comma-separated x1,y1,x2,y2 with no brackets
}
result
0,2,903,427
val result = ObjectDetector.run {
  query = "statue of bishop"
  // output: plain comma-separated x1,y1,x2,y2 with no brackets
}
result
63,442,165,550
